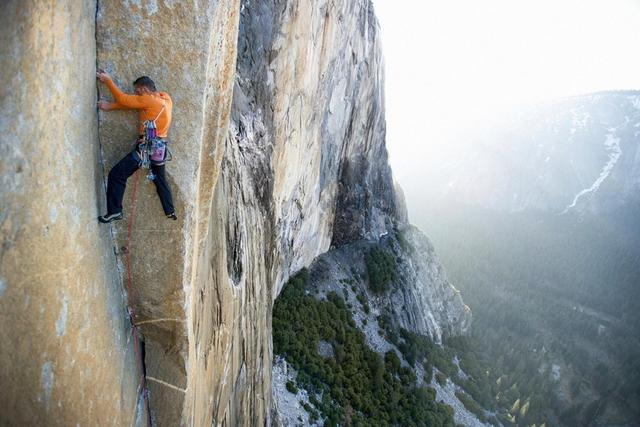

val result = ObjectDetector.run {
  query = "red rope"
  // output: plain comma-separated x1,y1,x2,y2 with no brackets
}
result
125,170,140,303
123,170,152,427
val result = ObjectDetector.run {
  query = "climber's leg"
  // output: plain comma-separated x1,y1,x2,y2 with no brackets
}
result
100,152,139,222
150,162,176,218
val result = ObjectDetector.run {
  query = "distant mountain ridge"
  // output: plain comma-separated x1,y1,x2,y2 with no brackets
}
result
431,90,640,218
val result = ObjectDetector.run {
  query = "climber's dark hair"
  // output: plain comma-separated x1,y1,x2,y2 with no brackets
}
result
133,76,157,92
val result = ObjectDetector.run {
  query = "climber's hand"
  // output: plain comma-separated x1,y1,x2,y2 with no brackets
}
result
96,70,112,83
97,100,114,111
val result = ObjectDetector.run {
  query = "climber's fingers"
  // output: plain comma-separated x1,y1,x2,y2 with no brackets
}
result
97,100,112,111
96,70,111,83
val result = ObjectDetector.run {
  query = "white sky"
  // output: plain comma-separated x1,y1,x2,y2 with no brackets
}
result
372,0,640,188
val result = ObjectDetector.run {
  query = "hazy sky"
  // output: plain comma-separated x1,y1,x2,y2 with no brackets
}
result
372,0,640,188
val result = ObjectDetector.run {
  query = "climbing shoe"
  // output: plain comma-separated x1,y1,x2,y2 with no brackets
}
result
98,212,123,223
166,213,177,221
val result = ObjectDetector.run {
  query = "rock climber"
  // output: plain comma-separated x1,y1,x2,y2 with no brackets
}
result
96,70,177,223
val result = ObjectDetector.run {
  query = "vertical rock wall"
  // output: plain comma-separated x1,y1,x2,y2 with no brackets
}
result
187,0,399,424
0,1,143,425
96,0,240,425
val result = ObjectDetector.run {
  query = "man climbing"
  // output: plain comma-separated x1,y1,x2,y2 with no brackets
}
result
96,70,177,223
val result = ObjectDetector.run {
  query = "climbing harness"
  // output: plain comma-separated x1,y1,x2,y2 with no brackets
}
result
137,101,172,180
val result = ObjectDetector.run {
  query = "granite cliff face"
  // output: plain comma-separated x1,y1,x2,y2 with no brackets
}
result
1,1,468,425
192,1,398,424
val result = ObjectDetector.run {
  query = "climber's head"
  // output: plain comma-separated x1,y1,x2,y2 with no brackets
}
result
133,76,157,95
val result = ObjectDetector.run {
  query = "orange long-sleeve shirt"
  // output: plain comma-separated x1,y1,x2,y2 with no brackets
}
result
105,79,173,138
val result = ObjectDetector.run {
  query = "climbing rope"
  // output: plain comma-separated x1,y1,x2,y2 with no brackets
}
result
122,169,153,427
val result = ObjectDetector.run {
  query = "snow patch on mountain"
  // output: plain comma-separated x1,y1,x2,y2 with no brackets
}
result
570,110,590,134
560,131,622,214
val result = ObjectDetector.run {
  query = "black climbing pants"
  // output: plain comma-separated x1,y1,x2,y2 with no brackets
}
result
106,151,175,216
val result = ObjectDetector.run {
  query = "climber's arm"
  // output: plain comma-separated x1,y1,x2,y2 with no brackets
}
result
96,71,149,109
97,100,127,111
